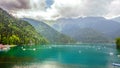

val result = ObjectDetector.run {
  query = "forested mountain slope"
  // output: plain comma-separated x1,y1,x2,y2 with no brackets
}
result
0,8,49,45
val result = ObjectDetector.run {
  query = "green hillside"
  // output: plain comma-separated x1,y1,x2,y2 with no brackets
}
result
0,8,49,45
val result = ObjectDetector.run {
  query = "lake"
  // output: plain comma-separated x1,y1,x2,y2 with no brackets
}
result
0,44,120,68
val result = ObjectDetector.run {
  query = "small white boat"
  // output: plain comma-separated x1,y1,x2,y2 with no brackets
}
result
112,63,120,67
33,48,36,51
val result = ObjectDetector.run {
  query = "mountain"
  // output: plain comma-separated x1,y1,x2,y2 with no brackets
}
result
22,18,75,44
62,28,111,43
0,8,49,45
111,17,120,23
52,17,120,43
110,17,120,39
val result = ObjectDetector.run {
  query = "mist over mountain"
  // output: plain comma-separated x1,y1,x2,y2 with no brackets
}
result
52,17,120,43
22,18,75,44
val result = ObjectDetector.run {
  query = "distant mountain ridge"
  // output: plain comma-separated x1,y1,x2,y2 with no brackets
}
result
52,17,120,43
23,18,75,44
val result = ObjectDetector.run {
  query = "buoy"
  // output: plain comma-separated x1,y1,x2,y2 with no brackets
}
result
109,52,114,56
33,48,36,51
118,55,120,58
23,48,26,51
21,47,23,49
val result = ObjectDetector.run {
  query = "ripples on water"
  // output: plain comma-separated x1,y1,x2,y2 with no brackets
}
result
0,44,120,68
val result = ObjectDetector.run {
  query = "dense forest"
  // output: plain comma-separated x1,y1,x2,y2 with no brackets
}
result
0,8,49,45
116,38,120,49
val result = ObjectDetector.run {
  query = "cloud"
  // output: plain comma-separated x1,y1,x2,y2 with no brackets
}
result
1,0,120,20
0,0,29,11
11,0,50,20
29,0,46,10
106,0,120,18
50,0,113,18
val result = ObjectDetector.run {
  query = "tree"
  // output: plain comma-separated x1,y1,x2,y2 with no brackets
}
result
116,38,120,49
9,35,20,45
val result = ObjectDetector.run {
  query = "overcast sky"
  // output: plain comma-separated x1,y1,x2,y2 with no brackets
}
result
0,0,120,20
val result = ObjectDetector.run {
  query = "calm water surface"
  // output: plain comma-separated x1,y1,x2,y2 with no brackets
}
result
0,44,120,68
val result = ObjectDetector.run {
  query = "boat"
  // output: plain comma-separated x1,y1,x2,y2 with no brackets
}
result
112,63,120,67
0,44,10,52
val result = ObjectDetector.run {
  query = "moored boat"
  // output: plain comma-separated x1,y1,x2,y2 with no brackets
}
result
0,44,10,52
112,63,120,67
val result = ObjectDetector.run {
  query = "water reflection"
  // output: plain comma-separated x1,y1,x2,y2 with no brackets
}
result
7,61,111,68
12,61,60,68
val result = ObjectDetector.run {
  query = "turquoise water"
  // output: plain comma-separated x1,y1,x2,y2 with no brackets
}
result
0,44,120,68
